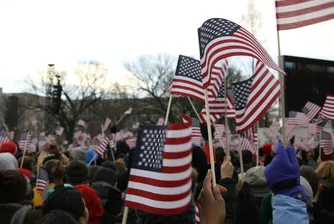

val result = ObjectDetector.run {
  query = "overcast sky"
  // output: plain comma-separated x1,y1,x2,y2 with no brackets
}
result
0,0,333,93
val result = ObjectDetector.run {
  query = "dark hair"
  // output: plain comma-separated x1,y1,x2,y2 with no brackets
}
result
300,165,320,197
264,155,273,167
258,147,263,157
242,150,253,165
44,160,64,183
42,187,85,221
0,170,27,203
191,146,208,183
37,210,79,224
216,147,226,165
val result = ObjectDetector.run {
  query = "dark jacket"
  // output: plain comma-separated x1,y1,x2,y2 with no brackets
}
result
0,203,30,224
219,178,237,224
91,181,123,221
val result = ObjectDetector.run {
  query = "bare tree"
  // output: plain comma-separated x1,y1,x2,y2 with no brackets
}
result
26,61,108,142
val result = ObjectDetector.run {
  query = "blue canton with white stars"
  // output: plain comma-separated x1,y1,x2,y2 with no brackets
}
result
132,126,167,172
217,82,226,98
232,77,253,110
198,18,240,57
176,55,202,82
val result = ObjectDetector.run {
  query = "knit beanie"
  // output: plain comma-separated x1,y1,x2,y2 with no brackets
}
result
43,187,85,221
0,141,17,155
92,167,117,186
244,166,271,198
0,170,27,203
88,166,100,184
101,161,117,172
71,147,87,161
85,149,97,165
262,144,272,156
0,152,18,169
66,160,89,185
74,184,103,223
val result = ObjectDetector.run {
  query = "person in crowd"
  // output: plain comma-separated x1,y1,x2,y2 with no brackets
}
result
70,147,87,163
264,142,308,224
0,141,18,156
260,144,272,165
300,165,320,199
37,210,80,224
114,161,127,176
37,144,69,169
307,150,317,170
115,141,130,167
17,156,35,171
0,169,42,224
91,167,122,223
0,152,18,170
85,149,98,165
88,166,100,185
66,160,104,224
192,145,209,183
101,161,117,172
42,186,89,224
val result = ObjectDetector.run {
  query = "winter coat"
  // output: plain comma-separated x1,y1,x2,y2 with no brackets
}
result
219,177,237,224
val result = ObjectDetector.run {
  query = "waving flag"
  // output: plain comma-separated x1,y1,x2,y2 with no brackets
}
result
95,136,109,157
302,101,321,121
320,130,333,155
198,18,284,88
240,137,255,153
314,117,328,134
19,132,31,150
125,122,192,215
275,0,334,31
319,94,334,120
182,114,202,146
0,128,9,146
214,124,225,140
200,83,235,123
287,111,309,126
207,60,229,100
232,61,280,133
36,168,49,191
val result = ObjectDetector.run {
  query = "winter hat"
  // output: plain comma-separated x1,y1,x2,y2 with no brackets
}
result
85,149,97,165
116,141,130,155
66,160,89,185
0,170,27,203
101,161,117,172
71,147,87,161
19,168,32,180
74,184,103,223
300,176,313,207
92,167,117,186
0,152,18,169
244,166,271,198
262,144,272,156
88,166,100,184
0,141,17,155
43,187,85,221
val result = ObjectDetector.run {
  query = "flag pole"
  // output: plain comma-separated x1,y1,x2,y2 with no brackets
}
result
319,130,322,162
256,122,259,166
238,134,244,184
20,132,30,169
204,89,217,187
164,95,173,125
224,75,230,157
116,114,126,126
122,207,130,224
187,97,202,123
276,30,286,148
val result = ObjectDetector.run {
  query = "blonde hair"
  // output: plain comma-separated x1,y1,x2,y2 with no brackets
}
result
316,161,334,186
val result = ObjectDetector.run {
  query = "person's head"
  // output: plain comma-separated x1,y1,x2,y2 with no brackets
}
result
66,161,89,186
316,160,334,187
215,147,226,165
262,144,272,157
115,161,127,175
0,170,27,203
192,145,208,183
92,167,117,187
101,161,116,172
74,184,103,222
0,152,18,169
300,165,320,197
242,150,253,167
37,210,80,224
70,147,87,162
42,187,88,224
116,140,130,155
17,156,35,171
0,141,17,156
264,155,273,167
88,166,100,185
44,159,65,185
244,166,271,198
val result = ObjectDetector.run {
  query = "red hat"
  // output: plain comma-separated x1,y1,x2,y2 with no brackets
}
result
262,144,272,156
0,141,17,155
74,184,103,224
18,168,32,181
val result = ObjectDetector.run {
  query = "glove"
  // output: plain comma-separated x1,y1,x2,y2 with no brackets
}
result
264,142,306,201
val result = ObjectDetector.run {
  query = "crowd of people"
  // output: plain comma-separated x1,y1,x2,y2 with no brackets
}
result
0,127,333,224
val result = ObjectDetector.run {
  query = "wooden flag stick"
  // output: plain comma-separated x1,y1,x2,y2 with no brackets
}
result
238,134,244,184
187,97,202,123
20,132,30,169
164,95,173,125
116,114,126,126
224,75,230,157
276,30,287,148
122,207,129,224
319,130,322,161
256,122,259,166
204,89,217,187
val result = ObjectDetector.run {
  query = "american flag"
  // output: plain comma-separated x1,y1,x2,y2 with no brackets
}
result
214,124,225,140
319,94,334,120
125,123,192,215
18,132,31,150
0,128,9,146
320,130,333,155
302,101,321,121
156,118,165,125
198,18,284,89
207,60,229,101
109,139,116,149
232,61,280,133
126,137,137,148
95,136,109,157
253,125,258,147
195,202,200,224
240,125,257,152
182,114,202,146
314,117,328,135
36,168,49,191
287,111,309,126
200,82,235,123
275,0,334,31
240,137,255,153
